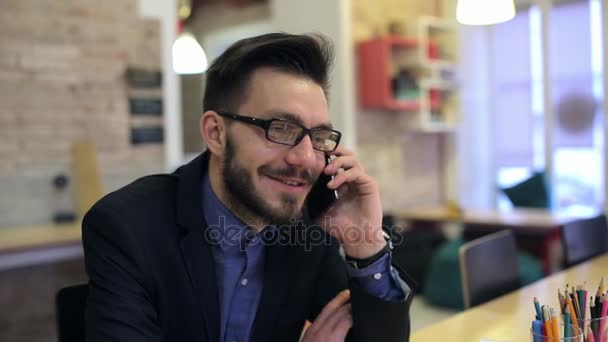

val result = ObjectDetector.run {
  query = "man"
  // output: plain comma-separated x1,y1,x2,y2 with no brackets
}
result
83,33,413,342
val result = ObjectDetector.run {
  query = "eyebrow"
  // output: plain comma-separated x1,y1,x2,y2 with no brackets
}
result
267,111,334,130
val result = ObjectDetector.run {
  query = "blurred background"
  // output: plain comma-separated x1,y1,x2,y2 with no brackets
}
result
1,0,607,340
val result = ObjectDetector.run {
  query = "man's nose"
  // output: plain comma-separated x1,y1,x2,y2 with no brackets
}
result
285,134,318,170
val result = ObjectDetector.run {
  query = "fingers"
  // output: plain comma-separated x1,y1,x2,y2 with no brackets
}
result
326,146,358,174
314,303,352,341
311,289,350,324
325,155,360,175
314,302,351,336
331,308,354,340
328,303,352,332
324,154,366,191
307,290,351,335
325,151,368,192
330,146,355,157
327,168,377,195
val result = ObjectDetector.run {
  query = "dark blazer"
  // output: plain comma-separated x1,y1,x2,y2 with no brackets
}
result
82,152,413,342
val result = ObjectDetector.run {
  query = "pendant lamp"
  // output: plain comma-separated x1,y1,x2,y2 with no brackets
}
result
456,0,516,25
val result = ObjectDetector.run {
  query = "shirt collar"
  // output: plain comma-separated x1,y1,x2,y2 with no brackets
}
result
201,173,276,251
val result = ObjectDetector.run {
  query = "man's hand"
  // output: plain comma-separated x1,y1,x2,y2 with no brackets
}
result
301,290,352,342
317,147,386,259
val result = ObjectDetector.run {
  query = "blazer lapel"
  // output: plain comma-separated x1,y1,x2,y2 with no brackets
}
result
180,228,220,342
176,152,220,342
250,233,293,342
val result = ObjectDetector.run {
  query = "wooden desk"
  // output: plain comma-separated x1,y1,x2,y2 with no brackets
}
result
398,207,598,274
0,222,81,252
0,223,82,270
0,223,86,342
398,207,595,231
411,254,608,341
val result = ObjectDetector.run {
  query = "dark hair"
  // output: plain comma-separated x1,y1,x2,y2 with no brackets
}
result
202,32,334,113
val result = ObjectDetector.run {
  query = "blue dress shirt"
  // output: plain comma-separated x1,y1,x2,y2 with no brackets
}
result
202,175,408,342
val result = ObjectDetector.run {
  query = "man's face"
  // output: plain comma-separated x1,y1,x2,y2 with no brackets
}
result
220,67,330,225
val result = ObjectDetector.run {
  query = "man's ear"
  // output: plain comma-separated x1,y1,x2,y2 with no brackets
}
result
200,111,226,155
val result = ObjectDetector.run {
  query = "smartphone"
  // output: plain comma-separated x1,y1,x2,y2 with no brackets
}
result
306,155,339,220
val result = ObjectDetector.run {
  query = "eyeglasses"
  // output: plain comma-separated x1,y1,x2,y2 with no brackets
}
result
216,111,342,152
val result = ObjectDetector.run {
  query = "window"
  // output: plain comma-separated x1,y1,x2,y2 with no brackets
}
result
490,0,605,210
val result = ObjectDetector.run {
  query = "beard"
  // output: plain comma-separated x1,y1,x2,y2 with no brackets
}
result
221,136,313,226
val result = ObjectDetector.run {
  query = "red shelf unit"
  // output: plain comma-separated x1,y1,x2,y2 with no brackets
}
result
357,36,440,111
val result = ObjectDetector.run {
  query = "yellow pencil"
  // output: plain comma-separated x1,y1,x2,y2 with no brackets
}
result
543,306,554,339
551,307,560,339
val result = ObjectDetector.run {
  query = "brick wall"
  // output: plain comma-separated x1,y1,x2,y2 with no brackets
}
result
352,0,437,41
353,0,445,211
357,111,443,212
0,0,165,227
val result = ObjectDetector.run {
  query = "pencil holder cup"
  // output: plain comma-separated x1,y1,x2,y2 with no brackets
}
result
580,315,608,342
531,324,583,341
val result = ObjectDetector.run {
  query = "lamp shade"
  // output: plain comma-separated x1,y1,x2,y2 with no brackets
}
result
456,0,516,25
172,32,208,75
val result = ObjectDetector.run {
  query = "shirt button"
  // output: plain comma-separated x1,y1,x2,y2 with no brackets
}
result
240,278,248,286
373,273,382,280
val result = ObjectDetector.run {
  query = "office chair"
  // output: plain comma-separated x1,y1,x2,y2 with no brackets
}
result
562,214,608,267
459,230,520,308
56,283,88,342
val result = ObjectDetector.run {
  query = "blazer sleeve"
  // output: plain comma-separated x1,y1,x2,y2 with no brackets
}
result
308,235,414,342
82,202,162,342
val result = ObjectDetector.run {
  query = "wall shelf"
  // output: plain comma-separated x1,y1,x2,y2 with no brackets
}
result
356,16,460,131
357,36,439,111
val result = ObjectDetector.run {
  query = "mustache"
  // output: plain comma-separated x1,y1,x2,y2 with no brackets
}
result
258,165,315,184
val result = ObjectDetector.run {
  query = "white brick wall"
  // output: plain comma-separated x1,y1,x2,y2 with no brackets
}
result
357,111,443,212
353,0,444,211
0,0,164,226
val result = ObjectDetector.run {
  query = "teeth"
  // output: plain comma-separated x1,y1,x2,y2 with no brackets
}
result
267,175,303,186
282,180,300,186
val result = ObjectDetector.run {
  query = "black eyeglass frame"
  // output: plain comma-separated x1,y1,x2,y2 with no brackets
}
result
216,110,342,152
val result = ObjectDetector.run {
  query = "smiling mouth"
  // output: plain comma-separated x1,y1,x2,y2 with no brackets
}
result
265,175,308,187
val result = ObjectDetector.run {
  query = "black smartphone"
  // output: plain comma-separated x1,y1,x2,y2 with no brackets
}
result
306,155,339,220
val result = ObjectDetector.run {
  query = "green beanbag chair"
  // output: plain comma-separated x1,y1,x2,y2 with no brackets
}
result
423,239,543,309
501,171,551,209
